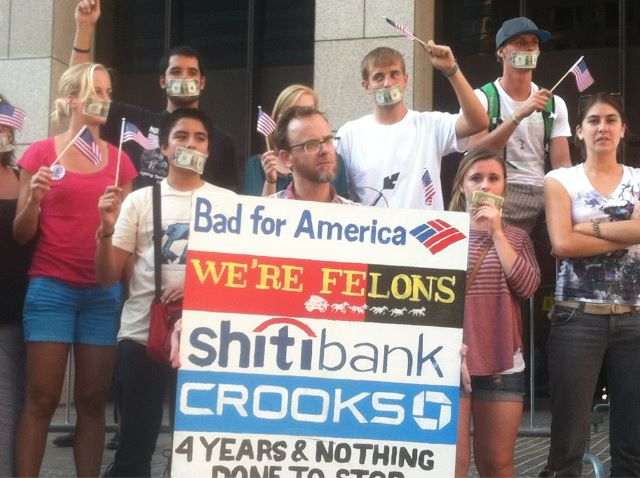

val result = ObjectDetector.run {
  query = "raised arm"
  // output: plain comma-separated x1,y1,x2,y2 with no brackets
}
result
423,41,488,138
70,0,101,65
545,177,631,258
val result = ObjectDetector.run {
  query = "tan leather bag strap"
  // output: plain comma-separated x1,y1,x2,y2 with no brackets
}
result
466,240,493,293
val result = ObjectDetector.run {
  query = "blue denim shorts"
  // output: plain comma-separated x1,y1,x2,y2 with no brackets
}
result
462,371,525,402
23,277,123,346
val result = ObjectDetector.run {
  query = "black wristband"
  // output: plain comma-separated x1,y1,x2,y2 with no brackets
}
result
442,62,459,78
73,45,91,54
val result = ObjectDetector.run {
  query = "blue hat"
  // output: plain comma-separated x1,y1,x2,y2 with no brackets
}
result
496,17,551,49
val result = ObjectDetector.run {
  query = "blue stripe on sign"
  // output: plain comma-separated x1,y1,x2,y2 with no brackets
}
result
409,224,436,243
174,370,459,445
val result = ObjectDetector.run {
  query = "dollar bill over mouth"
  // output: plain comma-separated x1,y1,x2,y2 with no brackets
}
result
83,98,111,118
167,79,200,97
511,51,540,68
373,85,403,106
469,190,504,211
174,146,207,174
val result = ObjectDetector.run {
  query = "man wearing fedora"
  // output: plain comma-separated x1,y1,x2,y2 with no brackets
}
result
467,17,571,235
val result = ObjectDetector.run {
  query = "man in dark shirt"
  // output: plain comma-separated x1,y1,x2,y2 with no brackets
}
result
71,0,240,191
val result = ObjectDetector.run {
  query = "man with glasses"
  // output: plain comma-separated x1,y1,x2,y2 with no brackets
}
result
468,17,572,234
337,45,487,209
272,106,353,204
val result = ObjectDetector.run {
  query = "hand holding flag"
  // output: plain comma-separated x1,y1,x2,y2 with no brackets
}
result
0,101,26,131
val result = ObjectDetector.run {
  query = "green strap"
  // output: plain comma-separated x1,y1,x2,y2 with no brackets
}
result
542,96,555,151
483,81,556,148
480,82,501,132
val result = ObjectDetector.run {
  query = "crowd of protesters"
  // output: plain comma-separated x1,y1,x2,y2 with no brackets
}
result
0,0,637,477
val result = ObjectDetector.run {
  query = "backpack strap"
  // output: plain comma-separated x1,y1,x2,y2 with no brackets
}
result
152,182,162,303
542,95,556,172
542,95,555,150
481,82,502,133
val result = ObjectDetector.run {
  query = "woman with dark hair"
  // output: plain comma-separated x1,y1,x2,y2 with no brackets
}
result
0,94,32,477
541,93,640,477
450,149,539,477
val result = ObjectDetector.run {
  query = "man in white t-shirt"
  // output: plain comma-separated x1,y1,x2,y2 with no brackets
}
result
468,17,572,234
95,108,234,477
337,44,487,209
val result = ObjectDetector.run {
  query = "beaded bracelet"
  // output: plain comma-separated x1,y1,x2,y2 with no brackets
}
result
592,220,602,238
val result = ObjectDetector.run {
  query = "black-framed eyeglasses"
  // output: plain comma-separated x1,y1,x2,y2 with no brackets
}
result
288,134,339,154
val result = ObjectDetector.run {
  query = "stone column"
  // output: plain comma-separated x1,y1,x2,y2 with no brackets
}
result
314,0,435,131
0,0,78,155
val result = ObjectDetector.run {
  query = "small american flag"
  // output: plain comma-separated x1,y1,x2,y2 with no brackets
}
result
74,127,101,165
0,102,26,131
256,107,277,137
570,59,595,92
383,16,417,42
422,169,436,206
122,121,158,150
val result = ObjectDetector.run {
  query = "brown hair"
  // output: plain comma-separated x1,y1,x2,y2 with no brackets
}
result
360,47,406,81
448,149,506,212
273,106,327,152
575,92,627,160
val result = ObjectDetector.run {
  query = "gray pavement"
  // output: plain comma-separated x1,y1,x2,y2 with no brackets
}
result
42,402,172,477
41,404,610,477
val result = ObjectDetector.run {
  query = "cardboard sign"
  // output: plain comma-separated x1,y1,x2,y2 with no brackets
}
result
172,193,470,478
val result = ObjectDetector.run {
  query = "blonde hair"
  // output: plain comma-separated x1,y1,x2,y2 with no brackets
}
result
267,84,318,150
448,149,506,212
51,63,108,124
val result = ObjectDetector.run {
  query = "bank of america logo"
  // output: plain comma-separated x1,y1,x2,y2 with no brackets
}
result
410,219,466,254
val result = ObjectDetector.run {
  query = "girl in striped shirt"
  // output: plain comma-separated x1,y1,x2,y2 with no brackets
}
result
450,149,540,478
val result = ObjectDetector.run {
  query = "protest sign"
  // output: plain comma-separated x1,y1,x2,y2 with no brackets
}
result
172,193,470,478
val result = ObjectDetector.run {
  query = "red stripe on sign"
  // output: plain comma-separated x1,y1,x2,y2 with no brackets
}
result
429,231,466,254
423,227,459,248
184,250,368,321
253,317,316,336
426,219,444,232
